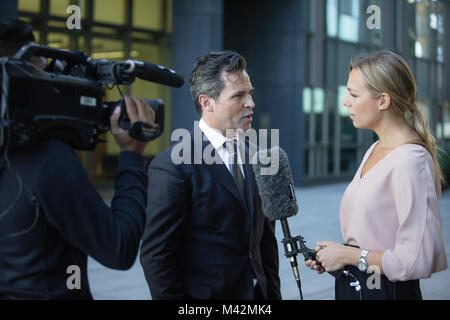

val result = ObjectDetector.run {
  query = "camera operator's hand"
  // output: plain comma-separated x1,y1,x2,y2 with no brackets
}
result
110,95,155,155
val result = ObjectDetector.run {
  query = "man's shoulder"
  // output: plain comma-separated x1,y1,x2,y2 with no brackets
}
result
151,130,197,163
151,142,180,163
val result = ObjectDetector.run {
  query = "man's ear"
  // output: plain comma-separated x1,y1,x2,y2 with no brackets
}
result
378,93,391,111
198,94,214,113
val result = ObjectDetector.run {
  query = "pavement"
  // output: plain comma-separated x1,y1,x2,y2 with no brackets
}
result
89,183,450,300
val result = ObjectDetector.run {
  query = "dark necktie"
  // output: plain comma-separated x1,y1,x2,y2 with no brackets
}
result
227,139,246,200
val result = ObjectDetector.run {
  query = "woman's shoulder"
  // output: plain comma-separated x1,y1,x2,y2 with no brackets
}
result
393,143,430,159
390,143,433,173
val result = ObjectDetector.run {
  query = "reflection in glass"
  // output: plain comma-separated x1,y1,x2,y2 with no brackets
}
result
337,85,348,116
415,0,430,58
50,0,86,18
303,87,312,114
18,0,40,13
94,0,126,25
339,0,360,43
327,0,338,37
133,0,163,30
442,102,450,139
313,88,325,114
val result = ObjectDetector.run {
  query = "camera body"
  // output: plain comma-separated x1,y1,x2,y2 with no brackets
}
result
0,43,179,151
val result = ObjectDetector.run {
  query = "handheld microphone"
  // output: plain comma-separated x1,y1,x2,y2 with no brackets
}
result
124,60,184,88
251,146,303,298
252,147,344,299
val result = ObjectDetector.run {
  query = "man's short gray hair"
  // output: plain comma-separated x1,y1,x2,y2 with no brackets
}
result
189,51,247,115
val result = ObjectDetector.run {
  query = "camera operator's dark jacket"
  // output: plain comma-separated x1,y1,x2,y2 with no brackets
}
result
0,139,147,299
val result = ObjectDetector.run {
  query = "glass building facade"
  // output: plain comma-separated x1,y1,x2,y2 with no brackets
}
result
301,0,450,185
2,0,449,186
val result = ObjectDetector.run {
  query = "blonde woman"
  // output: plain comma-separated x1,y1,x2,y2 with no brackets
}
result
305,50,447,300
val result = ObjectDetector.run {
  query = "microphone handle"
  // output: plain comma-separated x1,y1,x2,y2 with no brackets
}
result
280,219,300,280
280,219,304,300
279,217,345,281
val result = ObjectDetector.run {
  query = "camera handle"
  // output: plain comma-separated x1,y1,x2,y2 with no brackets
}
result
13,43,88,65
117,100,161,142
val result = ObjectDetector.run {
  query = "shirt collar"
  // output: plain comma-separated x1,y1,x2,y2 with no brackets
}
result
199,118,240,149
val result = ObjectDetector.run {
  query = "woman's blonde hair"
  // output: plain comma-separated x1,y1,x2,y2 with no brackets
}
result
350,50,444,197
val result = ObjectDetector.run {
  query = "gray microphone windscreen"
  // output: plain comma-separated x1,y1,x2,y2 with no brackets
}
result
252,147,298,221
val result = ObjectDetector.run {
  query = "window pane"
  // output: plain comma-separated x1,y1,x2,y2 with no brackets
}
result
50,0,70,16
341,116,356,143
337,85,348,116
91,38,125,60
337,42,358,84
313,88,325,114
130,42,165,157
327,0,338,37
415,0,431,58
133,0,163,30
50,0,86,18
18,0,40,13
48,20,67,29
339,0,360,43
94,0,126,25
315,113,323,142
303,149,309,175
326,41,337,87
303,87,312,114
416,59,430,98
47,32,70,49
166,0,173,33
443,102,450,139
434,2,445,62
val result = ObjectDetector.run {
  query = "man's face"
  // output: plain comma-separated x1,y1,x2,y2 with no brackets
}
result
208,70,255,136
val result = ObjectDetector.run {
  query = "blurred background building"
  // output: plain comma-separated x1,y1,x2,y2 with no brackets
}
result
1,0,449,187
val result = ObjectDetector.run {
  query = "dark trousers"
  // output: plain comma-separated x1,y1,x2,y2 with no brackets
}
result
335,265,422,300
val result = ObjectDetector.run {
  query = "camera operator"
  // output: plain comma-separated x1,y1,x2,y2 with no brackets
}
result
0,19,155,299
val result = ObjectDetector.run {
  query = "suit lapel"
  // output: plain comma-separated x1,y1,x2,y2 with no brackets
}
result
200,137,249,214
243,156,255,223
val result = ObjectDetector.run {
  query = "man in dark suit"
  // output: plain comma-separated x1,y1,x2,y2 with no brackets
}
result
140,51,281,300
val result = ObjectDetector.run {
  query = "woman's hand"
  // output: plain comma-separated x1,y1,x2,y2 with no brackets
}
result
304,243,327,274
305,259,326,274
315,241,349,272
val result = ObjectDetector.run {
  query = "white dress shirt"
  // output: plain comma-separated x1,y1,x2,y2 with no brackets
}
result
199,118,245,178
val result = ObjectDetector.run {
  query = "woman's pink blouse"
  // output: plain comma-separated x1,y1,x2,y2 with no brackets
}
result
340,141,447,281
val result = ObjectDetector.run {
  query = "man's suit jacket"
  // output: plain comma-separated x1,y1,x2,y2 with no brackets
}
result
140,127,281,300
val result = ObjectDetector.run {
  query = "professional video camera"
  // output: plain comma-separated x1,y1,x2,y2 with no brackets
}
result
0,43,184,151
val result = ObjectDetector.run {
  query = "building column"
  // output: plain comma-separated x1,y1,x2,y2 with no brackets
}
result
170,0,223,131
224,0,304,185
